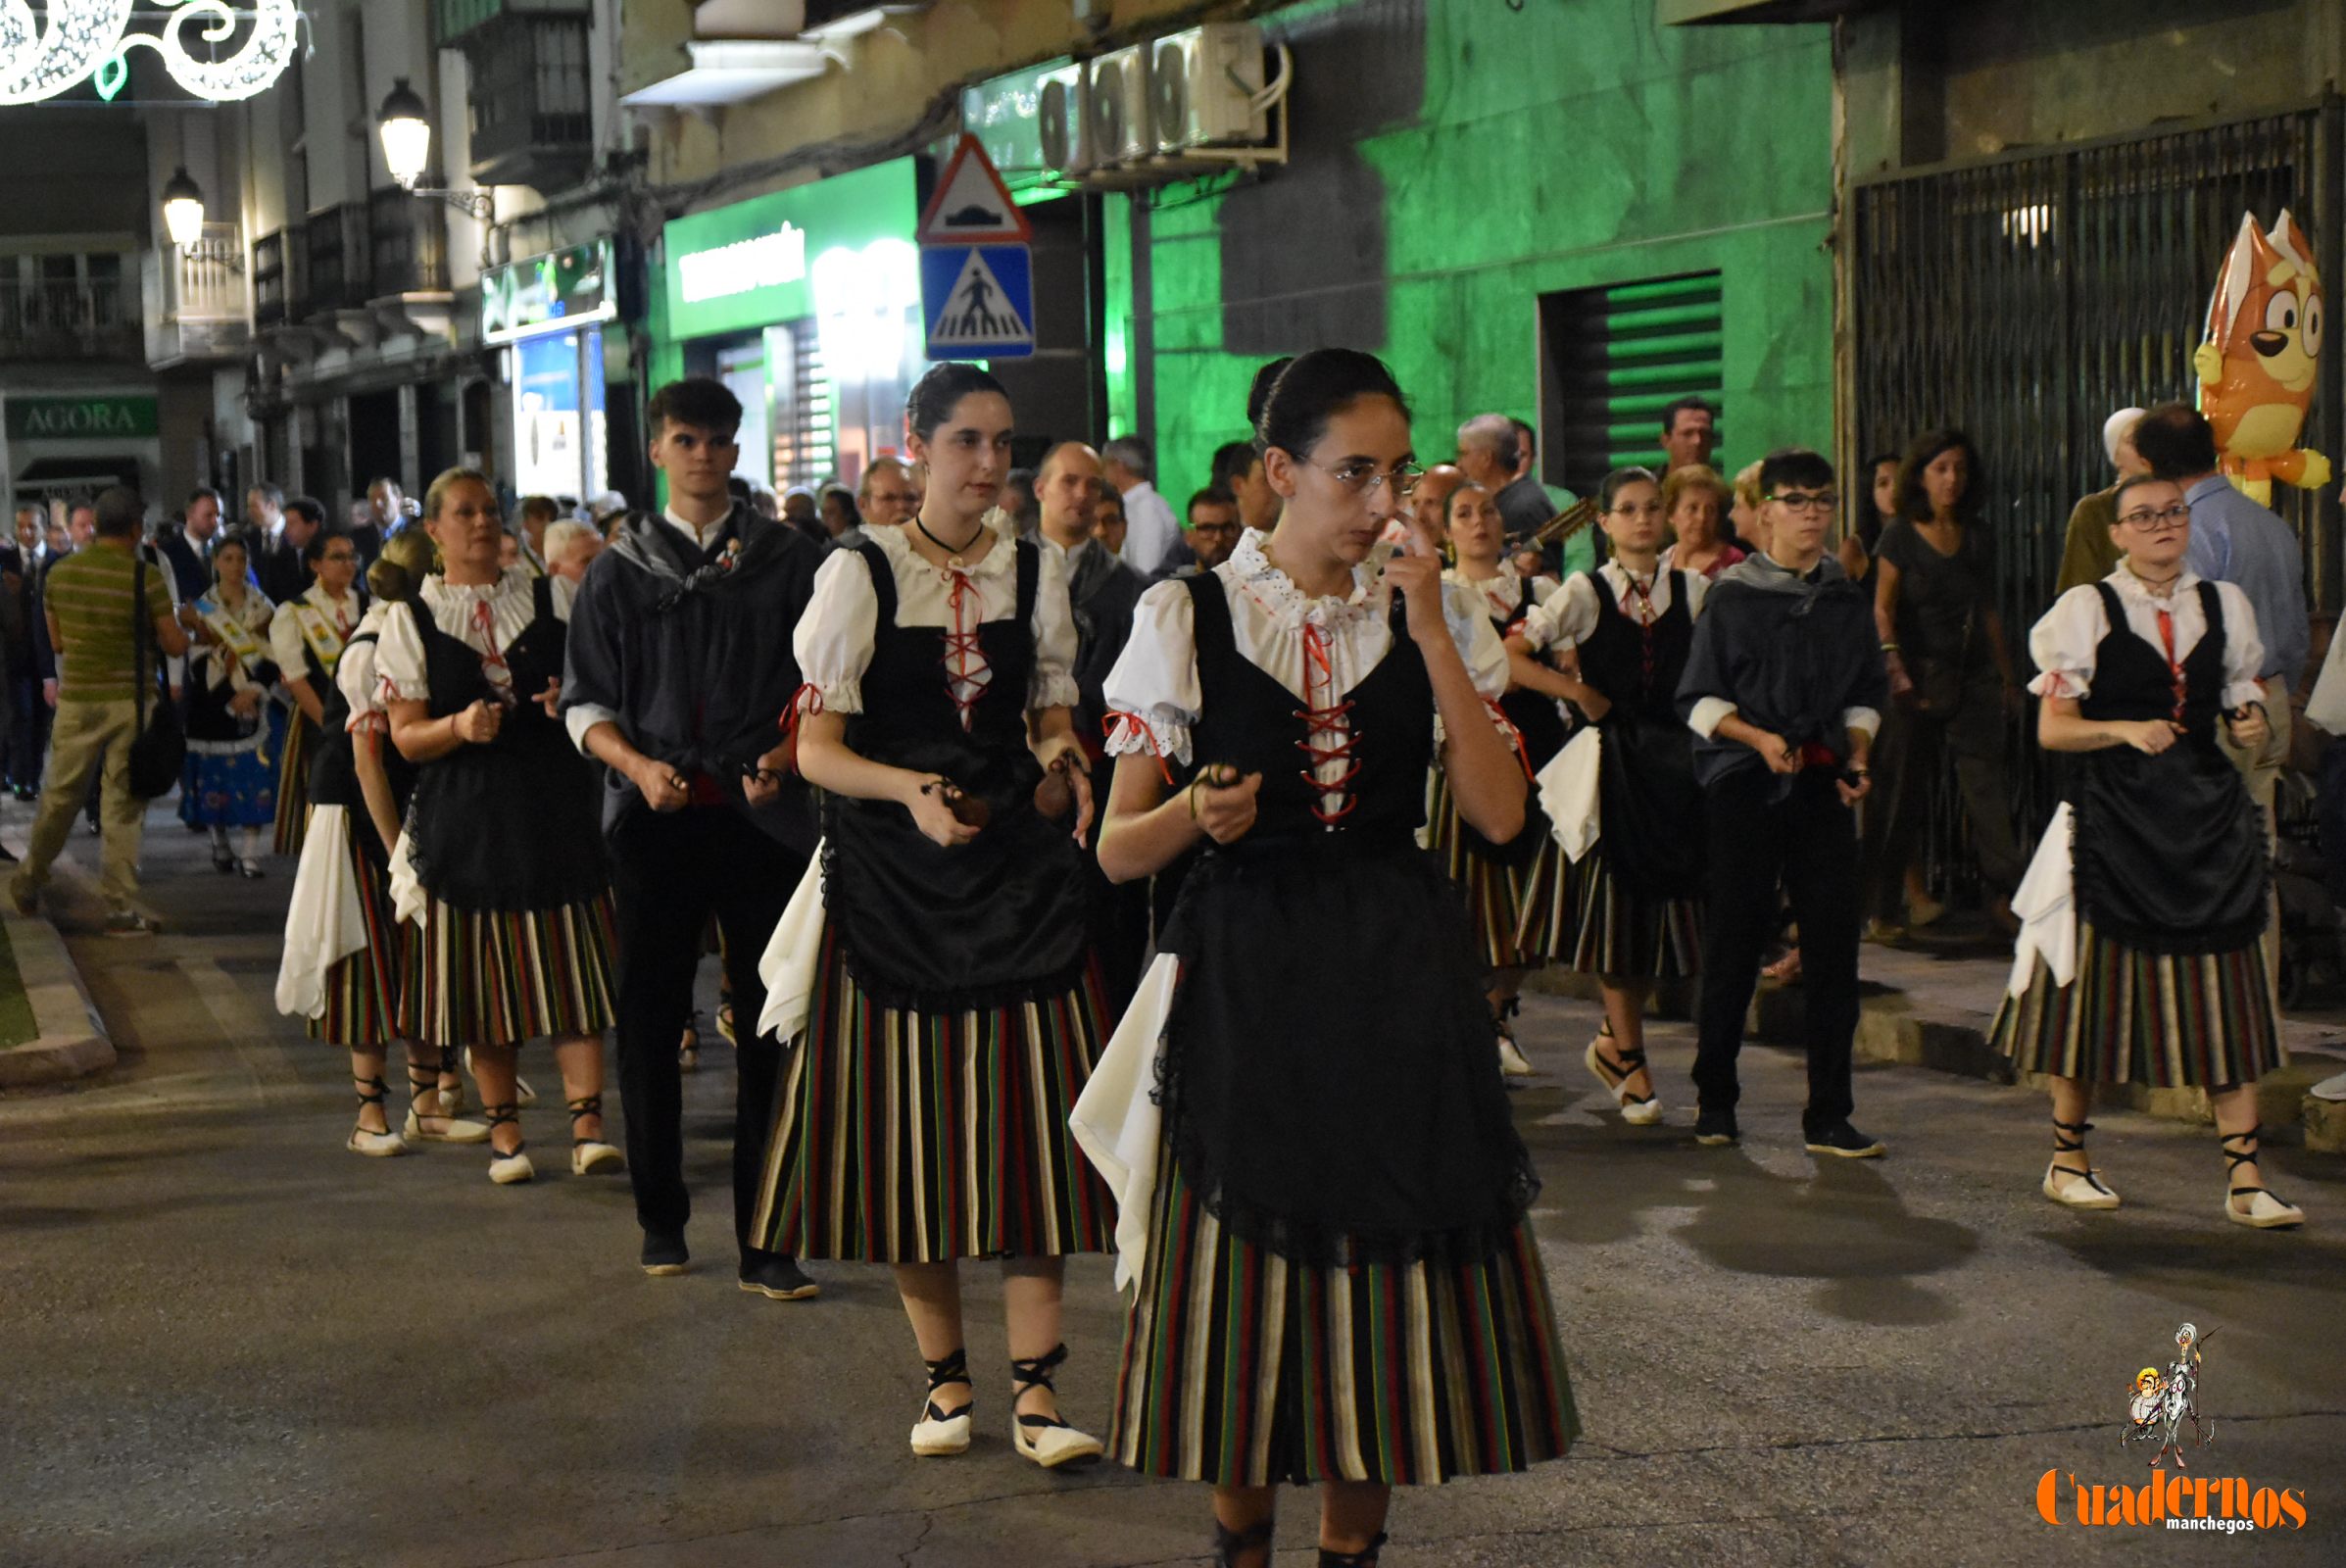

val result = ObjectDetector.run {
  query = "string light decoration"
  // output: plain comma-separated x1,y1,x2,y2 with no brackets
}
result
0,1,303,106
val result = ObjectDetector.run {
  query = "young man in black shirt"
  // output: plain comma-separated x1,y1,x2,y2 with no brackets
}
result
1676,448,1888,1158
562,378,826,1295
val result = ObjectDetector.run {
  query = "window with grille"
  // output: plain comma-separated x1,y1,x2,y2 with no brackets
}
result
768,322,834,493
1539,271,1724,500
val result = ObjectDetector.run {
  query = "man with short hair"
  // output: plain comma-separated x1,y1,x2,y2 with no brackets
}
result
1033,440,1149,998
562,375,824,1297
258,495,322,606
2136,401,2308,842
1174,487,1243,575
3,506,38,796
1210,440,1281,532
1101,434,1180,576
1678,449,1886,1159
1660,396,1720,473
1509,416,1595,575
10,487,190,931
856,457,919,530
542,520,604,584
160,486,221,600
244,482,283,537
1091,478,1127,557
816,485,862,545
1456,414,1551,541
350,478,404,565
2055,409,2149,594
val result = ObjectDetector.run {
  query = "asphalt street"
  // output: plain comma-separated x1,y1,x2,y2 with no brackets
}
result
2,801,2341,1567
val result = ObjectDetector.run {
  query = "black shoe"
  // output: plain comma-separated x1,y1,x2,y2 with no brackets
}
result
738,1250,819,1300
0,840,15,863
641,1231,689,1277
1693,1108,1739,1147
1804,1120,1886,1158
13,784,33,802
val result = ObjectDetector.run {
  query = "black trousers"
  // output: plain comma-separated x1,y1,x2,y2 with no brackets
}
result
1691,768,1862,1132
611,805,804,1256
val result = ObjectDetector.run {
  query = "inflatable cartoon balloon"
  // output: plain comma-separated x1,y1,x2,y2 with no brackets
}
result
2194,210,2328,506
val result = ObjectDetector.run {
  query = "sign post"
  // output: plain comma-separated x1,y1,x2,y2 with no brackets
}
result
917,134,1036,362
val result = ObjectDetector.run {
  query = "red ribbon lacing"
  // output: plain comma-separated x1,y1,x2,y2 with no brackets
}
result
1623,571,1659,697
1487,698,1535,781
1105,710,1176,786
2155,608,2187,722
942,569,991,733
1295,622,1360,825
470,600,513,696
778,681,824,737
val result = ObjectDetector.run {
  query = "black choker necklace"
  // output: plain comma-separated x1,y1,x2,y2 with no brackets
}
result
916,516,985,559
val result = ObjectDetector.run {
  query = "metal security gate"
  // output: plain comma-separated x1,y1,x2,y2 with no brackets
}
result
1849,105,2344,873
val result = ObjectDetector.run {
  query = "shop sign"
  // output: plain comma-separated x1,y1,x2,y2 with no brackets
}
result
4,395,159,440
482,239,618,345
661,159,918,339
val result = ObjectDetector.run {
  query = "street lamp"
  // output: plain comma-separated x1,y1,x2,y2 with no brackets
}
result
160,167,207,250
375,77,492,220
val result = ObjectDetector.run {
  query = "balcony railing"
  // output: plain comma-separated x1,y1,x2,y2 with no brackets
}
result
368,187,451,297
0,272,139,361
141,222,251,367
253,227,288,326
305,202,372,314
463,13,594,189
435,0,589,49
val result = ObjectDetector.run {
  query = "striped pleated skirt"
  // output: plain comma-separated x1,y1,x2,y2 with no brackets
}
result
1989,921,2285,1087
307,831,418,1049
1110,1152,1577,1487
750,928,1117,1264
272,716,313,858
1514,841,1700,980
1426,769,1527,971
411,889,617,1050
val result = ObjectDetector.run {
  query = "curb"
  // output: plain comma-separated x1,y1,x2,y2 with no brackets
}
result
0,912,116,1088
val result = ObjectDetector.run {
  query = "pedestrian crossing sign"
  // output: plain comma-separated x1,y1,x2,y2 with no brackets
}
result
921,244,1035,360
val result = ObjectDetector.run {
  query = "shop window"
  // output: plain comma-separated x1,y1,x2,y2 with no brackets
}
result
1538,271,1724,501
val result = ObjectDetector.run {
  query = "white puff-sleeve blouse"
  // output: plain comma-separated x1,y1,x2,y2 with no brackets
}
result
1102,530,1510,808
336,601,393,733
790,517,1081,722
1516,563,1707,654
374,567,575,703
2028,567,2266,711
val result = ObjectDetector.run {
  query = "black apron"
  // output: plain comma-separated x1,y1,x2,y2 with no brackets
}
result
405,578,608,910
2071,581,2268,956
822,539,1094,1010
1155,575,1537,1266
1579,568,1705,897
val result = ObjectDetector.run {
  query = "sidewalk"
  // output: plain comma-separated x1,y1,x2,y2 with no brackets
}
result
0,795,119,1088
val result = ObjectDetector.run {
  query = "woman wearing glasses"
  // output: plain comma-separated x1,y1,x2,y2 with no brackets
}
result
1993,475,2301,1229
1514,466,1709,1125
752,363,1113,1469
1862,429,2026,941
1092,350,1573,1568
1432,476,1563,1072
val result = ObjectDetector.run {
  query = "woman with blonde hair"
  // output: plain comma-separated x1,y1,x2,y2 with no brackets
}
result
1659,466,1742,580
379,468,619,1185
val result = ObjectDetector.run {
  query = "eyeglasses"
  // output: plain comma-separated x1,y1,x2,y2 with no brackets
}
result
320,550,358,563
2118,505,2191,531
1301,458,1425,498
1768,491,1839,514
1609,501,1665,518
1190,519,1241,535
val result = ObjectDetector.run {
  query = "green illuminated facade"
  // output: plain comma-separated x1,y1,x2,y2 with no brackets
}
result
1118,0,1834,504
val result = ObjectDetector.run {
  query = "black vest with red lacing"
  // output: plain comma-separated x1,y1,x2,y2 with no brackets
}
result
1180,570,1431,844
1577,566,1695,723
2068,579,2267,955
821,538,1094,1008
404,577,608,910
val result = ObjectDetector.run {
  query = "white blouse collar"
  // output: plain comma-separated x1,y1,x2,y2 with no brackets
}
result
424,566,533,607
1223,527,1380,629
2107,562,2204,605
871,509,1022,580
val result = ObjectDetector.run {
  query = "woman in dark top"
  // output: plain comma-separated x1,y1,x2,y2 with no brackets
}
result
1094,351,1572,1568
179,534,279,876
1863,429,2025,937
752,364,1112,1471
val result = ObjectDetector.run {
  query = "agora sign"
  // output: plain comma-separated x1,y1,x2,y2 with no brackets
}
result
4,397,159,441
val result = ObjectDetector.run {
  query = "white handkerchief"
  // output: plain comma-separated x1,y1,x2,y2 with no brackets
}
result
1070,952,1179,1296
1538,726,1604,861
2006,803,2077,997
756,846,829,1043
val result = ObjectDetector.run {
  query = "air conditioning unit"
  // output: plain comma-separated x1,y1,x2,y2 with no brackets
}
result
1085,46,1153,169
1038,69,1092,177
1151,23,1267,154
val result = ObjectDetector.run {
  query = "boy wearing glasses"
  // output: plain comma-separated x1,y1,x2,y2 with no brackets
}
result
1675,448,1889,1157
